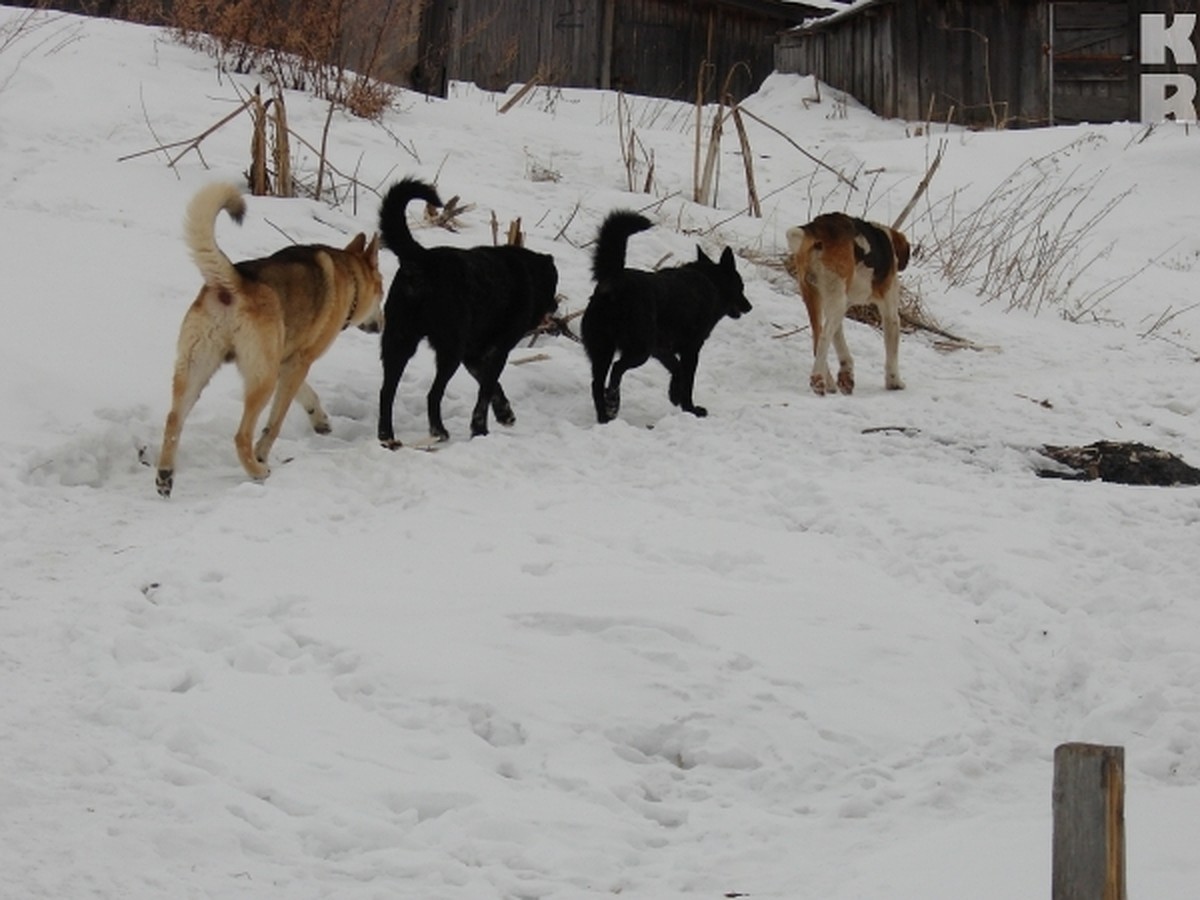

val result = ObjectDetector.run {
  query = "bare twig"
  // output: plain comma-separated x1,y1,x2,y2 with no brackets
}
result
892,139,945,230
118,94,257,166
554,201,581,242
498,72,543,114
735,105,858,191
1138,301,1200,340
511,352,551,365
729,103,761,217
314,99,336,201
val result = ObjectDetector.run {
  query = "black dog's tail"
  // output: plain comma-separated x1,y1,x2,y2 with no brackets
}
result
379,177,443,261
592,210,652,282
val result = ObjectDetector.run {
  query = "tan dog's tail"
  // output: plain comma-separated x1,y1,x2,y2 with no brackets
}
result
184,182,246,293
785,225,809,256
890,228,911,272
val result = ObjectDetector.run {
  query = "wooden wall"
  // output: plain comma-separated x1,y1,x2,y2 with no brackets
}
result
609,0,794,100
776,0,1050,127
411,0,809,102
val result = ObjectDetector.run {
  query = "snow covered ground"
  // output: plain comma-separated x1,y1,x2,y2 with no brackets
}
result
1,7,1198,898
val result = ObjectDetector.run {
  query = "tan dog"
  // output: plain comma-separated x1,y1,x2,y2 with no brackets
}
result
156,182,383,497
786,212,910,395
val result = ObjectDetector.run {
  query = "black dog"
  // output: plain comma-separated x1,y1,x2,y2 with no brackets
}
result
581,211,751,423
376,178,559,447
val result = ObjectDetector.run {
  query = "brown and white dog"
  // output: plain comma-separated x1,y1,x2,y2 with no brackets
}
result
156,182,383,497
786,212,910,395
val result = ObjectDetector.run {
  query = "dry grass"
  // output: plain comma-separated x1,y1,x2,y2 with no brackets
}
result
111,0,407,120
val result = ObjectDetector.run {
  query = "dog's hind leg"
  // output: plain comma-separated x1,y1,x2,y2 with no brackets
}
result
294,381,331,434
253,356,316,469
811,291,847,396
878,290,905,390
831,321,855,395
214,326,281,480
465,357,515,434
156,334,224,497
426,348,463,441
604,348,649,421
489,382,515,427
584,337,617,423
234,376,274,482
589,355,615,423
378,328,421,448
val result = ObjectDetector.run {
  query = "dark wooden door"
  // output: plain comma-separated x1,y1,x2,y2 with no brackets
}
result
1050,1,1136,123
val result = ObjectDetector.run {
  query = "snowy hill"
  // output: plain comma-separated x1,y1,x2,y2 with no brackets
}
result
1,6,1198,898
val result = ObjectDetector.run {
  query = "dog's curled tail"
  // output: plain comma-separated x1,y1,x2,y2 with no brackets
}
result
592,210,652,282
184,182,246,293
379,177,443,261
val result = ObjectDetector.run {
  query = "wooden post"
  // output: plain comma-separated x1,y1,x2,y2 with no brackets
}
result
599,0,616,90
1052,743,1126,900
270,92,291,198
249,86,268,197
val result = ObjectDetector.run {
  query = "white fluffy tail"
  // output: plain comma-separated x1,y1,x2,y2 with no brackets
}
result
184,182,246,292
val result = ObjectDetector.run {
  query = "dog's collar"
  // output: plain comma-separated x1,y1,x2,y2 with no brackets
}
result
343,281,359,330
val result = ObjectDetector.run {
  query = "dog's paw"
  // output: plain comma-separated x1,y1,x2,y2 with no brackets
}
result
432,429,451,443
885,374,906,391
381,438,403,451
837,370,855,395
603,388,621,419
686,405,708,418
810,373,828,396
155,469,173,498
494,405,516,427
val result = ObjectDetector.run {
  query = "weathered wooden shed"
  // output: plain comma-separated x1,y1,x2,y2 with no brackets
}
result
775,0,1200,127
406,0,832,102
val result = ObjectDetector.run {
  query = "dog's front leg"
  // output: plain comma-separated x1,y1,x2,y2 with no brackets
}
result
654,352,683,407
294,381,331,434
673,349,707,417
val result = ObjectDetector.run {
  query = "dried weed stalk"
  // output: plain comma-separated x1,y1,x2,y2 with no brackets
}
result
154,0,406,120
911,138,1133,316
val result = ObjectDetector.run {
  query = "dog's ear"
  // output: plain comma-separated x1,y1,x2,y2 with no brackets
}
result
346,233,367,254
890,229,911,272
719,246,736,270
364,232,381,265
696,246,713,264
